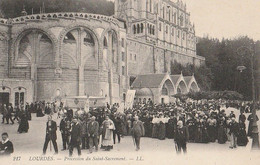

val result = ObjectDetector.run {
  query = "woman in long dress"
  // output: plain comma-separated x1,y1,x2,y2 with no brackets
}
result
18,107,29,133
217,117,227,144
237,121,248,146
101,116,115,151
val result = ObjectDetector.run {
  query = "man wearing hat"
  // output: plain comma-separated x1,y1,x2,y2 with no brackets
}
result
228,117,239,149
174,120,189,154
43,115,58,155
132,116,145,151
87,116,99,153
69,117,82,156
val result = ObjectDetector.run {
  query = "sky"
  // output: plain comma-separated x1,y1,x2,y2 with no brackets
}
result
110,0,260,41
184,0,260,41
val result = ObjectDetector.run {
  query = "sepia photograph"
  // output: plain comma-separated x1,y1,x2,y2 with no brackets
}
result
0,0,260,164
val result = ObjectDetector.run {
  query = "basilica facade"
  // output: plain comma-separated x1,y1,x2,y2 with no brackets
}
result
0,0,204,107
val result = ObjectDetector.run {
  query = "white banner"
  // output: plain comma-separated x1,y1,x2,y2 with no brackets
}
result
125,90,136,110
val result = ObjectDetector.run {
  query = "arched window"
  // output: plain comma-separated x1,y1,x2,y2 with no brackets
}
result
133,25,136,34
141,23,144,33
180,15,184,26
163,7,165,19
103,37,108,47
152,26,155,35
162,85,168,95
173,13,177,24
137,24,140,34
168,9,171,21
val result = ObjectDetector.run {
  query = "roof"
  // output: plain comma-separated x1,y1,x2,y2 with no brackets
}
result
183,76,193,85
131,74,166,88
170,75,181,85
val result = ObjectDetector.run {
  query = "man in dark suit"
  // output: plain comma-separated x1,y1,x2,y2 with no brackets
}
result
0,132,14,156
6,104,14,124
59,115,71,150
132,116,145,151
43,115,58,155
87,116,99,153
174,120,189,154
69,117,81,157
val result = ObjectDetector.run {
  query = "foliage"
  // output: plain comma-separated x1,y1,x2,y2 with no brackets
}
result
196,36,258,100
170,60,213,91
175,91,244,101
0,0,114,18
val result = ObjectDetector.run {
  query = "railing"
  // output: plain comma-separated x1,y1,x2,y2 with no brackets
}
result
0,12,119,25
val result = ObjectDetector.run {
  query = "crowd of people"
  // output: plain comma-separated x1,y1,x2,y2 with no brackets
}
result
0,99,259,156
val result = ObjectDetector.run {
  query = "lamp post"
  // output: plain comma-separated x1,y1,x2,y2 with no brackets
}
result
237,43,259,150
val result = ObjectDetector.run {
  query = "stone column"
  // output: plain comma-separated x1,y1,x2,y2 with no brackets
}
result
30,31,41,102
78,28,85,96
108,32,113,105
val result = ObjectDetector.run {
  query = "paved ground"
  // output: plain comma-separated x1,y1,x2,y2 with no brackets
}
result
0,107,260,165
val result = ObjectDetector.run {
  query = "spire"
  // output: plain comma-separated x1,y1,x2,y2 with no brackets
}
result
21,5,27,16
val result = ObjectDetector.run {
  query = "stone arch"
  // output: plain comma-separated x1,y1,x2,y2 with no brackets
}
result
11,26,58,65
177,80,188,94
58,25,100,68
160,78,175,96
100,28,120,71
12,27,57,68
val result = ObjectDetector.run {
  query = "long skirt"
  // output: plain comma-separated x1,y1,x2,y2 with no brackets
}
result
237,130,248,146
217,126,227,144
152,124,159,138
158,123,166,140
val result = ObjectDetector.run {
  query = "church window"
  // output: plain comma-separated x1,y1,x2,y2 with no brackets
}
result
137,24,140,34
163,7,165,19
122,66,125,75
121,38,125,47
122,52,125,61
173,13,177,24
169,9,171,22
133,25,137,34
141,23,144,33
103,37,108,47
180,15,184,26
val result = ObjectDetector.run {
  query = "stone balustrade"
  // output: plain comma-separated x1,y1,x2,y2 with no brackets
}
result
0,12,119,25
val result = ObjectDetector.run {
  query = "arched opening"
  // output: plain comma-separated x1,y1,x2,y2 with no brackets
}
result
141,23,144,33
190,82,199,92
0,87,11,108
177,81,188,94
137,24,140,34
103,37,108,48
14,87,26,107
133,25,136,34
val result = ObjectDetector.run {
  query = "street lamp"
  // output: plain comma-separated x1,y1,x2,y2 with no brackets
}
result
237,43,259,150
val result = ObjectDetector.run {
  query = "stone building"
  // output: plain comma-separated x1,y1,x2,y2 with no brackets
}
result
0,0,204,107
